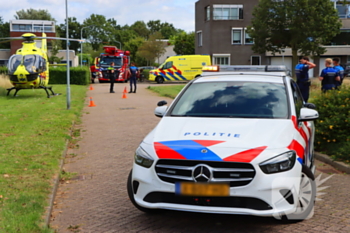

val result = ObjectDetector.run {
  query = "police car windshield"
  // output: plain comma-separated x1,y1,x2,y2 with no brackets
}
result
170,81,288,119
100,57,122,66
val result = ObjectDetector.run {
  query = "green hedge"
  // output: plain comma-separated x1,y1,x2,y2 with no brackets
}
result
49,66,90,85
0,66,8,74
142,69,151,80
313,86,350,162
0,66,90,85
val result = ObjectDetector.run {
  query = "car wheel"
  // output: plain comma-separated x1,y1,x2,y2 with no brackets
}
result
127,170,162,214
155,76,164,84
278,165,316,223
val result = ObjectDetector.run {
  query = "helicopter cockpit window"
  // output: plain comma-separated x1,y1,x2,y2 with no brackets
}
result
8,55,23,74
23,55,46,74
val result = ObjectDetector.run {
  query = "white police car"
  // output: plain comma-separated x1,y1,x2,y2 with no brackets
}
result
127,65,319,221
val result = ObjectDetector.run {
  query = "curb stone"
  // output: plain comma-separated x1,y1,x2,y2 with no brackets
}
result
43,121,75,228
315,152,350,174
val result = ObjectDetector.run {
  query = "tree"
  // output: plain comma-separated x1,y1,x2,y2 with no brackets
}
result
123,37,147,65
247,0,341,76
14,9,55,21
130,21,150,39
58,17,82,52
171,31,195,55
137,32,166,65
147,20,178,39
83,14,119,50
0,16,10,49
48,39,63,64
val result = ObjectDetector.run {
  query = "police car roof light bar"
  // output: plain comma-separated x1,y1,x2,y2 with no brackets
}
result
264,65,288,72
203,65,289,73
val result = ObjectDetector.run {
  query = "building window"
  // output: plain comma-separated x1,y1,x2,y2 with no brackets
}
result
244,29,254,44
336,4,350,18
347,55,350,63
213,4,243,20
205,6,210,21
197,31,203,47
213,54,230,65
232,28,242,44
251,56,261,65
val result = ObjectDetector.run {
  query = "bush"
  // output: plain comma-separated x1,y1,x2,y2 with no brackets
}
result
313,86,350,162
49,66,90,85
0,66,8,74
143,69,151,80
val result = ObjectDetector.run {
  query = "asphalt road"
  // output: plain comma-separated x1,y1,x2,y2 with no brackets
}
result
50,82,350,233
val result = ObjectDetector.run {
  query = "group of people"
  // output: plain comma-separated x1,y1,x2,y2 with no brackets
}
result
106,62,139,94
295,56,344,102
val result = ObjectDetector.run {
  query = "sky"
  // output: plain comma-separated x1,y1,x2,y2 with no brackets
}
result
0,0,198,32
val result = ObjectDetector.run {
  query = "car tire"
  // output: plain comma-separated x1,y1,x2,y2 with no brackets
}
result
277,165,316,223
127,170,162,214
155,76,164,84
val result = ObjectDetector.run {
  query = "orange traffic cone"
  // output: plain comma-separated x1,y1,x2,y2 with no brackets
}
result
88,97,96,107
123,87,127,93
89,84,94,90
122,92,127,99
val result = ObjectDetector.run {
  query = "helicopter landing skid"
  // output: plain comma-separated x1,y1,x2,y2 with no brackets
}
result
40,86,61,98
6,86,61,98
6,87,19,97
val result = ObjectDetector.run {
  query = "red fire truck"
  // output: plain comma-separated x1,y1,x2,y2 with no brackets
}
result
96,46,130,83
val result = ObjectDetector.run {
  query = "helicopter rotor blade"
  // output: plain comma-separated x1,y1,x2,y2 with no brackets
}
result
0,39,12,44
0,37,86,42
34,37,86,42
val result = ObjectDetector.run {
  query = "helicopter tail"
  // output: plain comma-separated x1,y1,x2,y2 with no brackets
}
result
41,32,47,53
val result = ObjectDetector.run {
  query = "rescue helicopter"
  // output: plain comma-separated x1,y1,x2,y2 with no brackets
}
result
1,33,83,98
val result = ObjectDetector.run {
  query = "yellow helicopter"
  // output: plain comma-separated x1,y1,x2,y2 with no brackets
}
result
1,33,82,98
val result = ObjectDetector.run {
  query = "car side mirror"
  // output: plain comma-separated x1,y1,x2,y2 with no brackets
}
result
154,106,167,118
157,100,167,106
304,103,316,109
298,108,319,121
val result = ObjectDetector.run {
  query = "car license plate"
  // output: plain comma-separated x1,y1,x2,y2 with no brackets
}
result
176,182,229,197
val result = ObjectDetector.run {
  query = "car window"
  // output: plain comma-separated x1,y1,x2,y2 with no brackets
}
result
163,61,173,69
290,80,304,117
171,81,288,119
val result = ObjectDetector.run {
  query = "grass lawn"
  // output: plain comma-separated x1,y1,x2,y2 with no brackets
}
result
0,79,87,232
147,85,185,99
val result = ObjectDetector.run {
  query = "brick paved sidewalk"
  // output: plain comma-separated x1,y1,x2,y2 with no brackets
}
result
50,82,350,233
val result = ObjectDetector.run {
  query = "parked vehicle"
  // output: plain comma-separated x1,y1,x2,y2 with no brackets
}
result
128,65,319,222
95,46,130,83
149,55,211,83
341,63,350,77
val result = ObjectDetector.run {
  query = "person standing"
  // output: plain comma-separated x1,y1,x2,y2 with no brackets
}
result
319,58,340,93
107,62,116,93
332,57,344,88
295,56,316,102
90,64,97,84
128,63,139,93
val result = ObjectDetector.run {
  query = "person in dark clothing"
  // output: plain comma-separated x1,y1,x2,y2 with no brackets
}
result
107,62,116,93
332,57,344,88
128,63,139,93
319,58,340,93
295,56,316,102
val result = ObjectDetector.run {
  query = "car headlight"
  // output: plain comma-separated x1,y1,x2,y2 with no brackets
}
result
259,151,296,174
134,147,154,168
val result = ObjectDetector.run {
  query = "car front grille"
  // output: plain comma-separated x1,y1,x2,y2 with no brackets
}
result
155,159,256,187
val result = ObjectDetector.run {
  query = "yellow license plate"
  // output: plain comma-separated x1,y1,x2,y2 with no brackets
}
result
176,182,229,197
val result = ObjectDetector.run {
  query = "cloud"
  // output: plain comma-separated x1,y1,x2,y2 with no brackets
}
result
0,0,196,32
